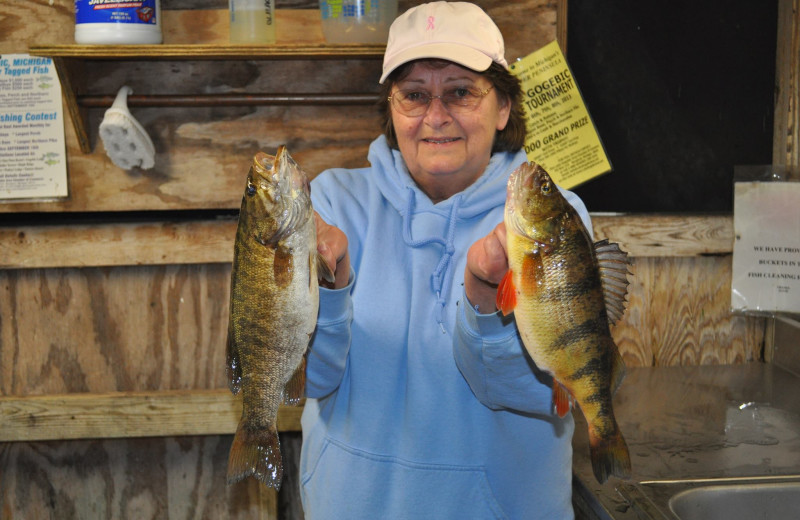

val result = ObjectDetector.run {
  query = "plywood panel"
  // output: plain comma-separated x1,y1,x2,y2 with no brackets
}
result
611,256,765,367
773,0,800,178
0,436,278,520
0,264,231,395
0,246,764,399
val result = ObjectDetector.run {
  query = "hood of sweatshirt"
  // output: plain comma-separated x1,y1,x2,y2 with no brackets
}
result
368,135,526,218
366,136,528,331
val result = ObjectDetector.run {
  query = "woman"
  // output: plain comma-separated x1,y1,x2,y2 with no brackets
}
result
302,2,592,518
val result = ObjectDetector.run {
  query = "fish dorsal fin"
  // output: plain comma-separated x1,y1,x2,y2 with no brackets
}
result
594,239,631,325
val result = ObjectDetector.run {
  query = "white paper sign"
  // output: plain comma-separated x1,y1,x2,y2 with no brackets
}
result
731,181,800,315
0,53,68,200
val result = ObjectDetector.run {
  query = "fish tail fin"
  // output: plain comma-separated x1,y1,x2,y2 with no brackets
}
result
496,269,517,316
283,357,306,406
590,429,632,484
227,421,283,489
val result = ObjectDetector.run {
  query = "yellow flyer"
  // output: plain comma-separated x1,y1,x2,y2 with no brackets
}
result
509,40,611,189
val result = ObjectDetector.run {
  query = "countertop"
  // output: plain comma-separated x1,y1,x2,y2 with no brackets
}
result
571,363,800,519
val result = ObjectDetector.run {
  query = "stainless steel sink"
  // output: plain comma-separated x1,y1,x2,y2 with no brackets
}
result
617,476,800,520
669,480,800,520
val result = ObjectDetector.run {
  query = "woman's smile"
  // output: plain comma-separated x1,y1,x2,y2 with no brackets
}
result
390,62,510,202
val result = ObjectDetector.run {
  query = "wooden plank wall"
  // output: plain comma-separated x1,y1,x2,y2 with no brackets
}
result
0,1,777,519
2,0,559,214
0,219,766,518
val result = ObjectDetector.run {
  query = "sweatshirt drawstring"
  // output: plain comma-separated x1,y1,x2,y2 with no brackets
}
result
402,187,463,333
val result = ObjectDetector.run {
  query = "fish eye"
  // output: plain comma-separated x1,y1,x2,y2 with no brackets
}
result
541,181,552,195
246,182,257,196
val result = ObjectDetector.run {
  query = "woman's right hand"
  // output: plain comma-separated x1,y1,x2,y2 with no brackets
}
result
315,211,350,290
464,222,508,314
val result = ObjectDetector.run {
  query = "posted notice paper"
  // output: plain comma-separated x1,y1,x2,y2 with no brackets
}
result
731,181,800,315
510,40,611,189
0,53,68,200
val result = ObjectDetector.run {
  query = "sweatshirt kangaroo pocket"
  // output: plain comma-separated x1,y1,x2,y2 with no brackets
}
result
301,437,508,520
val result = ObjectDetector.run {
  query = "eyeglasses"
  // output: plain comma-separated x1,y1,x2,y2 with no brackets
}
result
388,86,494,117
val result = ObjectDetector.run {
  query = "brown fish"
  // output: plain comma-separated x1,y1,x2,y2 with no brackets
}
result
496,162,632,484
226,146,333,489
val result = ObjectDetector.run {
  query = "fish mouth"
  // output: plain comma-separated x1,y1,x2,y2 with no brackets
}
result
250,146,313,247
506,162,554,239
507,162,534,205
508,162,550,201
266,148,312,245
277,146,311,196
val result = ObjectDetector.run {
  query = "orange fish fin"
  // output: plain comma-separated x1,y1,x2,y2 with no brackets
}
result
553,381,573,418
225,328,242,395
227,421,283,489
520,250,546,293
495,269,517,316
594,239,632,325
315,251,336,284
589,428,632,484
283,357,306,406
610,347,627,395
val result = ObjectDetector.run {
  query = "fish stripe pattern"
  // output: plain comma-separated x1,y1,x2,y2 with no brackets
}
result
498,161,632,484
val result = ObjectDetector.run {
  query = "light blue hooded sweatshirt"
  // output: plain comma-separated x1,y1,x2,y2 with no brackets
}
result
301,136,592,519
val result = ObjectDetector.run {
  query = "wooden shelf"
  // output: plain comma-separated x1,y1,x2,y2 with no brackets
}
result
0,214,734,270
0,389,303,442
29,43,386,60
0,217,238,269
28,44,385,154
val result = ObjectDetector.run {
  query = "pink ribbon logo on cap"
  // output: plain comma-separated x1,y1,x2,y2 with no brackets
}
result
426,16,435,30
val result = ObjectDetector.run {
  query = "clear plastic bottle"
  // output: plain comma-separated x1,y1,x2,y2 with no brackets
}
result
74,0,163,45
319,0,397,44
229,0,276,44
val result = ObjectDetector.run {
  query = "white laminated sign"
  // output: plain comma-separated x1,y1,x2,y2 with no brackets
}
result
0,53,68,200
731,181,800,315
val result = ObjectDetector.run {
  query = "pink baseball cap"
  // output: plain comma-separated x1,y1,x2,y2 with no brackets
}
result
379,1,508,84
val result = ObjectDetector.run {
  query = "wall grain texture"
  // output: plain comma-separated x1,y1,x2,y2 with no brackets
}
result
2,0,560,213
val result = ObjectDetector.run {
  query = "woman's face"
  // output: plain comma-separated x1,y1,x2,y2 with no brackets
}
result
390,62,511,203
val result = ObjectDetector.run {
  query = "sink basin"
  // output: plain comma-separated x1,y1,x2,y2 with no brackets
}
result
618,476,800,520
669,481,800,520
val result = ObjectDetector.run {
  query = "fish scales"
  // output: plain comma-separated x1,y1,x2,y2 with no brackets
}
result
226,147,325,490
497,161,632,484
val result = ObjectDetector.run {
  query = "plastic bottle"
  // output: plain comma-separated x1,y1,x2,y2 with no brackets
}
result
319,0,397,44
74,0,163,45
229,0,276,44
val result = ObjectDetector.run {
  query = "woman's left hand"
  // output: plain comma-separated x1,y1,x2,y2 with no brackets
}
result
464,222,508,314
315,211,350,290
